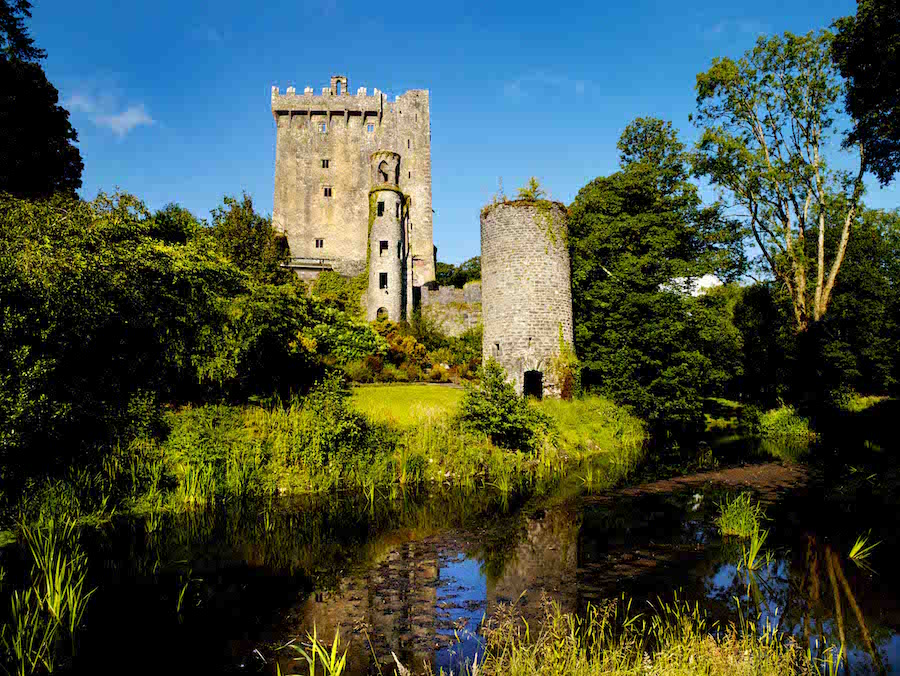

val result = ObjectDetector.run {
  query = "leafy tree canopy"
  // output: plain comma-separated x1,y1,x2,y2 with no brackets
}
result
693,31,866,332
435,256,481,288
0,0,43,62
210,193,294,286
0,0,83,199
832,0,900,186
0,55,83,199
570,117,742,430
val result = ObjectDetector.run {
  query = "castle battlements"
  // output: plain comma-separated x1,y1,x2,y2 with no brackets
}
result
271,73,435,299
272,77,423,119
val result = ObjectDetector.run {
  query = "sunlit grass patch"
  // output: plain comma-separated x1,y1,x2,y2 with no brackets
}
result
758,405,818,442
538,395,647,458
350,383,463,427
716,492,765,538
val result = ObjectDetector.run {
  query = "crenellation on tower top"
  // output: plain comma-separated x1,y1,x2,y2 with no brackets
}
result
286,86,295,95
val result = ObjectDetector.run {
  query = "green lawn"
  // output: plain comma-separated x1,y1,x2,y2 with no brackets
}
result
351,383,464,426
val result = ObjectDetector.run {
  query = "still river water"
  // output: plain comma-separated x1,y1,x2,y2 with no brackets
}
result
39,401,900,674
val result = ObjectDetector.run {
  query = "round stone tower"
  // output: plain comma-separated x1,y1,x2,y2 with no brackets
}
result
367,151,409,321
480,200,573,398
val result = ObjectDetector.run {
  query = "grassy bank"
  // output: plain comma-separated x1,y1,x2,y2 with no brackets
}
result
287,596,836,676
2,379,648,531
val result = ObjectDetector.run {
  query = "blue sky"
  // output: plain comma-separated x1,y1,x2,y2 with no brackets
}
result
33,0,898,263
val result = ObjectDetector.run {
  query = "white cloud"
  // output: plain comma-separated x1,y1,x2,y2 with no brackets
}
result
64,92,155,137
504,71,589,101
96,104,155,137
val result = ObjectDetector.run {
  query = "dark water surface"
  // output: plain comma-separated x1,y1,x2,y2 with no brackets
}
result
19,401,900,674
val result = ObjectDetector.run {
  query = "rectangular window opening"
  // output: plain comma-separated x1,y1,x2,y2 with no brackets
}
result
367,123,375,133
323,187,332,197
408,171,411,179
407,139,410,148
379,240,388,256
315,238,324,249
321,159,329,169
377,201,384,217
379,272,388,289
319,122,327,133
395,202,400,218
495,343,501,355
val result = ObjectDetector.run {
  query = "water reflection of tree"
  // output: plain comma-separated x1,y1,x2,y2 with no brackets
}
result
708,534,889,674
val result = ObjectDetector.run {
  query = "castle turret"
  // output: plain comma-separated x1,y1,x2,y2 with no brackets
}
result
480,200,573,398
367,151,409,321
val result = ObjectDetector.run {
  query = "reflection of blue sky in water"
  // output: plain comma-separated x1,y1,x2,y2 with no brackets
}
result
705,552,896,673
434,553,486,673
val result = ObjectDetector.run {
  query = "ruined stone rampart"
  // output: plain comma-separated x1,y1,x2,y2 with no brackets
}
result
420,281,482,337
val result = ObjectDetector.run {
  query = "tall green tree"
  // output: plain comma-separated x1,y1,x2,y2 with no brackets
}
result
693,31,867,333
0,0,43,61
434,256,481,288
0,0,83,199
570,117,741,430
813,205,900,393
210,193,293,286
832,0,900,186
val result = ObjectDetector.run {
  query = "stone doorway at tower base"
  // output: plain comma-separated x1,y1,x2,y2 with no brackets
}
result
524,370,543,399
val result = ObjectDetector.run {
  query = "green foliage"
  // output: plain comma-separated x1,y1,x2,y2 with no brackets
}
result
210,193,293,286
0,56,83,199
516,176,546,200
716,492,766,538
423,595,825,675
150,203,203,244
458,360,553,452
1,517,96,673
693,30,866,331
832,0,900,186
434,256,481,288
570,118,742,431
0,192,240,463
849,531,881,562
741,404,817,443
0,0,44,62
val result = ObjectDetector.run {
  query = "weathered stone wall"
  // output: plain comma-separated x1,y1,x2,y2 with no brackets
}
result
271,77,434,285
480,201,573,397
420,281,482,337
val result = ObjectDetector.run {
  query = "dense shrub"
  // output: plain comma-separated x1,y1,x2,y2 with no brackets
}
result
0,193,239,464
458,360,554,452
0,191,386,470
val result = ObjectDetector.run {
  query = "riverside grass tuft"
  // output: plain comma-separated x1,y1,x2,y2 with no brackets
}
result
716,492,766,538
287,595,836,676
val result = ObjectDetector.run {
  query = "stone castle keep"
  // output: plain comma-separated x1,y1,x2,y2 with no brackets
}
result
271,75,574,397
271,75,434,321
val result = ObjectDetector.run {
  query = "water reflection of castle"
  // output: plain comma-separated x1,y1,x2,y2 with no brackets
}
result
277,507,581,675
